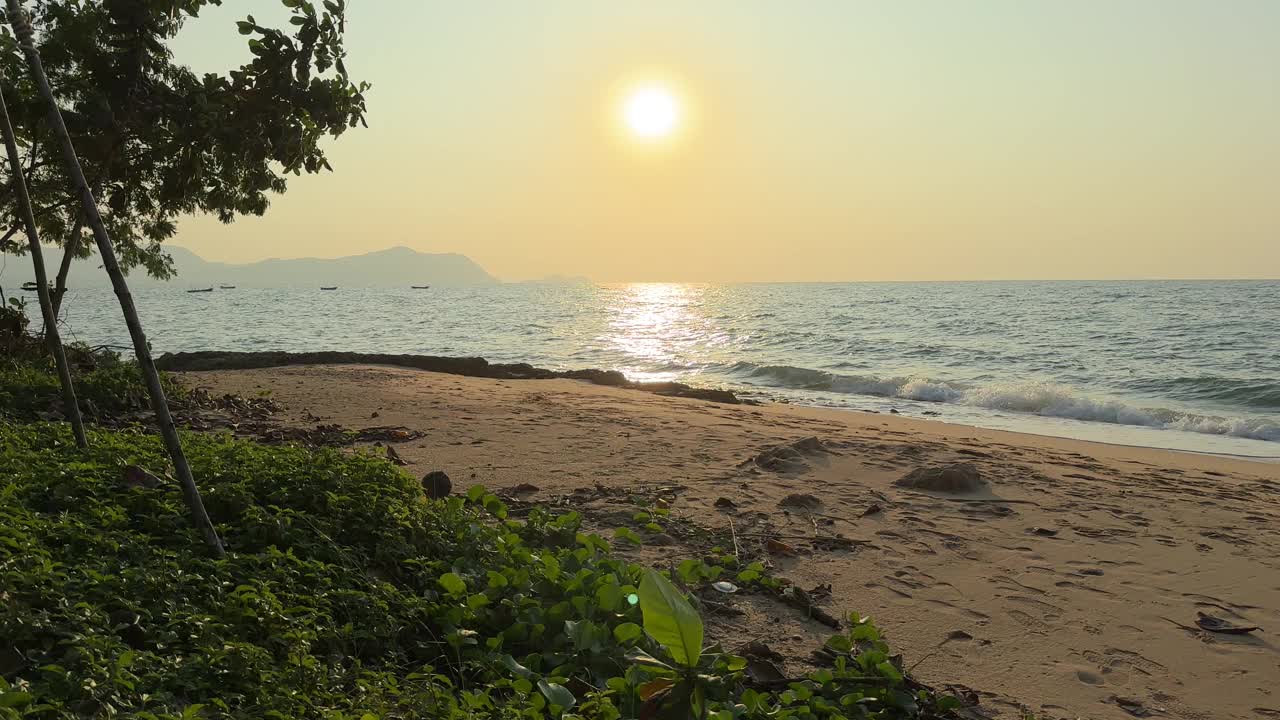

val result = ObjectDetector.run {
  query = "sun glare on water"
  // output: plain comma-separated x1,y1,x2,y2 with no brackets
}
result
623,86,680,140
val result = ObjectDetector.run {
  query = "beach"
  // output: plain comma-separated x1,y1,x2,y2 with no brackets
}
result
183,363,1280,720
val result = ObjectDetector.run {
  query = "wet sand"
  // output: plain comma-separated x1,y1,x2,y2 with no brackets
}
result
185,364,1280,720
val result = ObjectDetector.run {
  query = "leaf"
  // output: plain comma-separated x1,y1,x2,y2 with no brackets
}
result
613,527,642,545
0,691,33,708
677,559,702,584
625,647,674,671
937,695,963,711
596,582,622,611
637,678,675,701
876,660,904,684
638,569,704,668
613,622,643,643
851,622,881,643
537,679,576,709
437,572,466,595
542,554,561,580
499,654,534,679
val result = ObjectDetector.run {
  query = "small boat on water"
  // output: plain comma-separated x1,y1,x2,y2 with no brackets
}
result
320,286,338,291
219,285,236,289
411,285,431,289
21,281,45,291
187,287,214,293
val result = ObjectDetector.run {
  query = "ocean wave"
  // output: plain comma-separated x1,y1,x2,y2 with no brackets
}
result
726,363,1280,442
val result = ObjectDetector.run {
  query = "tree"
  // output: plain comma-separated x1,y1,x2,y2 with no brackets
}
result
0,0,369,311
0,74,86,447
1,0,368,556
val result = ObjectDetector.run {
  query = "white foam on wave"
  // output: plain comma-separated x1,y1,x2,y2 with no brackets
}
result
964,382,1164,427
735,364,1280,442
959,382,1279,442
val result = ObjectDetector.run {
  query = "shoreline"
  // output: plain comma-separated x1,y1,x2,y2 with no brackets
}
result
156,349,746,404
185,362,1280,720
157,349,1280,463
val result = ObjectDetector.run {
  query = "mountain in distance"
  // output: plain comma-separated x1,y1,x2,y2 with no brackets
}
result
18,245,498,288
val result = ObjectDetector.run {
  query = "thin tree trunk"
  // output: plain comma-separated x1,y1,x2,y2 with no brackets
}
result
0,78,88,448
51,215,81,317
6,0,225,557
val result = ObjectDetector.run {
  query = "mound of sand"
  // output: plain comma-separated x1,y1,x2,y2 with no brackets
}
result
895,463,985,493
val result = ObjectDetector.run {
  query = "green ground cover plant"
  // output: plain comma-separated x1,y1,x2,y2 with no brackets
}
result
0,356,964,719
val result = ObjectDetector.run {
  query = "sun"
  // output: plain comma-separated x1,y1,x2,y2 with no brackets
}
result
623,86,680,140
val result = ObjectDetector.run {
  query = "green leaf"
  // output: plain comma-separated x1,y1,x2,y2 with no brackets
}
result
437,572,466,595
542,554,561,580
937,695,963,711
537,679,576,709
677,559,702,584
0,691,33,708
500,654,534,679
487,570,509,589
638,568,703,667
876,660,904,684
613,527,642,545
613,622,643,643
825,634,853,654
625,647,674,671
851,622,881,643
596,582,622,611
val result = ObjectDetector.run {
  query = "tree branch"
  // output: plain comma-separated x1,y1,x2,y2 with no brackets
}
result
52,214,82,317
0,223,19,251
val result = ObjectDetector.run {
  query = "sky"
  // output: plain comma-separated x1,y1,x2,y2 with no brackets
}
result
171,2,1280,282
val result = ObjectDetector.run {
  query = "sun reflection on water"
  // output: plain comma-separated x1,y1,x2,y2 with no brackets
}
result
602,283,726,382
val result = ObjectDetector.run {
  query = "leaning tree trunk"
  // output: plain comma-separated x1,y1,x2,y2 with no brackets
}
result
0,76,88,448
6,0,225,557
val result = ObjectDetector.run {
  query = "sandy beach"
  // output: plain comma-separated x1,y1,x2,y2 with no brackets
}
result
184,363,1280,720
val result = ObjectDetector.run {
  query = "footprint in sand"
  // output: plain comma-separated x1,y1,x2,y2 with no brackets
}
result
1074,669,1106,686
923,598,991,622
1005,595,1065,620
1005,608,1051,632
865,580,913,599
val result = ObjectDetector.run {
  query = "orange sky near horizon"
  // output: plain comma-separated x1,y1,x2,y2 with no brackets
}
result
171,2,1280,282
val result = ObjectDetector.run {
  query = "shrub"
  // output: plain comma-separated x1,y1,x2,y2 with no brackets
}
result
0,421,959,719
0,356,184,422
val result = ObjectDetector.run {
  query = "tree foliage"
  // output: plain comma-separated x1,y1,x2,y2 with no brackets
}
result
0,0,368,280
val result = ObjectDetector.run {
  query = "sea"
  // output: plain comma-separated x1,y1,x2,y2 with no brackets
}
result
47,280,1280,458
